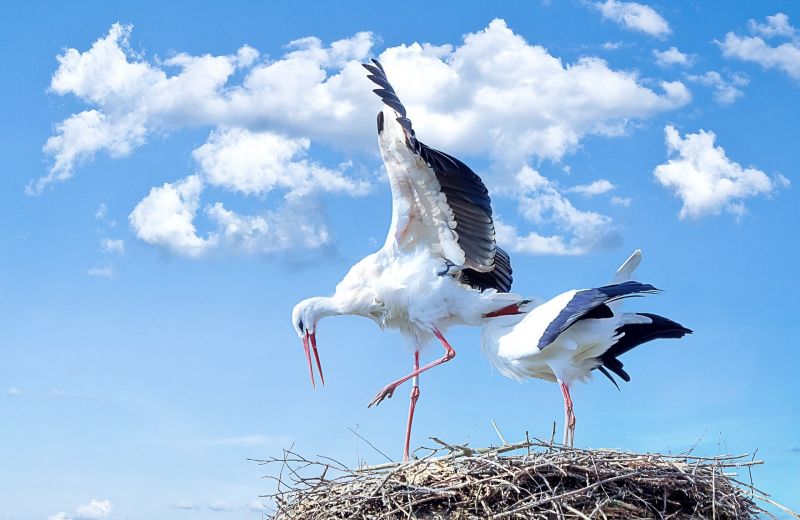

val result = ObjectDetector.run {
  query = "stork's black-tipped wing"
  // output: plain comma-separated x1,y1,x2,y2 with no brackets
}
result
598,313,692,383
362,59,499,274
538,281,660,350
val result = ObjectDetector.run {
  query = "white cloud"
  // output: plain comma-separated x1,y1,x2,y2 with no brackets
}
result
687,71,748,105
375,19,688,166
75,499,112,520
247,500,268,512
567,179,615,196
207,202,330,254
34,23,375,193
653,47,692,67
94,203,107,220
87,266,115,279
749,13,796,39
593,0,671,38
653,125,786,219
129,175,331,257
208,500,234,512
719,13,800,80
601,41,623,50
100,238,125,254
33,109,148,194
7,388,21,397
128,175,213,257
48,499,112,520
193,127,368,197
40,20,688,190
172,501,199,510
610,195,632,206
495,167,618,255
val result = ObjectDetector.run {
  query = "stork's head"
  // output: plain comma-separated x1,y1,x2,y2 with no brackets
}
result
291,297,328,388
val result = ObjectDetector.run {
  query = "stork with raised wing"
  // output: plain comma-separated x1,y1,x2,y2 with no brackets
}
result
480,250,691,446
291,59,525,461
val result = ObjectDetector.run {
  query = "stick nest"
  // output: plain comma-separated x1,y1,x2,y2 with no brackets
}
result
255,438,788,519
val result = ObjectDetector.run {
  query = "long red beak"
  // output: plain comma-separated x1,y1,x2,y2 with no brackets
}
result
302,331,325,388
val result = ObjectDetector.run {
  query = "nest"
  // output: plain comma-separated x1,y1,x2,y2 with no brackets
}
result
255,438,796,519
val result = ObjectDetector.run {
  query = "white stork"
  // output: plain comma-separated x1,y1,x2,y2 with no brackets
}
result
480,250,692,446
291,59,525,461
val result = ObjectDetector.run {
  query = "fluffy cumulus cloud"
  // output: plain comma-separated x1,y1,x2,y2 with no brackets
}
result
375,19,688,167
749,12,797,39
42,20,690,256
653,47,692,67
719,13,800,80
653,126,788,219
496,167,619,255
687,71,748,105
192,128,368,197
129,175,212,257
34,22,376,194
593,0,671,38
48,499,112,520
128,175,331,257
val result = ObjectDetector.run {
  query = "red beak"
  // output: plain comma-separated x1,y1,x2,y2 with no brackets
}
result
302,331,325,388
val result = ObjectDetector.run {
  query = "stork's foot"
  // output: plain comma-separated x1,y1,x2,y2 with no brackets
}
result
368,383,399,407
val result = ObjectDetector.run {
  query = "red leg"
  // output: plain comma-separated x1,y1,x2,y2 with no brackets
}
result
368,327,456,408
559,380,576,447
402,351,421,463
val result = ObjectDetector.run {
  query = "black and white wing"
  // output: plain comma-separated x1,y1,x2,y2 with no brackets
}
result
363,59,511,292
537,281,660,350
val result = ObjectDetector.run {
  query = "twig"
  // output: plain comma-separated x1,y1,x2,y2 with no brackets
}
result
492,419,509,446
349,427,393,463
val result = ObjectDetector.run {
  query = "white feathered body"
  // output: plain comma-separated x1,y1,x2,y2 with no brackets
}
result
334,245,520,347
481,290,652,385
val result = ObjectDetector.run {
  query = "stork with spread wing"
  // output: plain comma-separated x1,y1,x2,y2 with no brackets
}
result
292,59,525,461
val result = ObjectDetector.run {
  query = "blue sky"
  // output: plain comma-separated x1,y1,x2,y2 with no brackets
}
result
2,1,799,518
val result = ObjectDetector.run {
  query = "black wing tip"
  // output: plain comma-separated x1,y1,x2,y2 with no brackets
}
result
362,59,385,73
597,365,621,391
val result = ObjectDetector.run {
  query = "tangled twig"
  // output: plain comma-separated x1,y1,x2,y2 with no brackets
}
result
252,438,797,519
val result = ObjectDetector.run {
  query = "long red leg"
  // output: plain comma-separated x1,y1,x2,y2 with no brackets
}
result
559,380,576,447
368,327,456,408
402,351,421,463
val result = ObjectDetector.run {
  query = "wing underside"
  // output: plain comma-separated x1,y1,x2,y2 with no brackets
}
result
363,59,501,277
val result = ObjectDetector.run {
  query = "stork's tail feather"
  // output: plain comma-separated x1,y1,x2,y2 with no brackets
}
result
596,313,692,386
